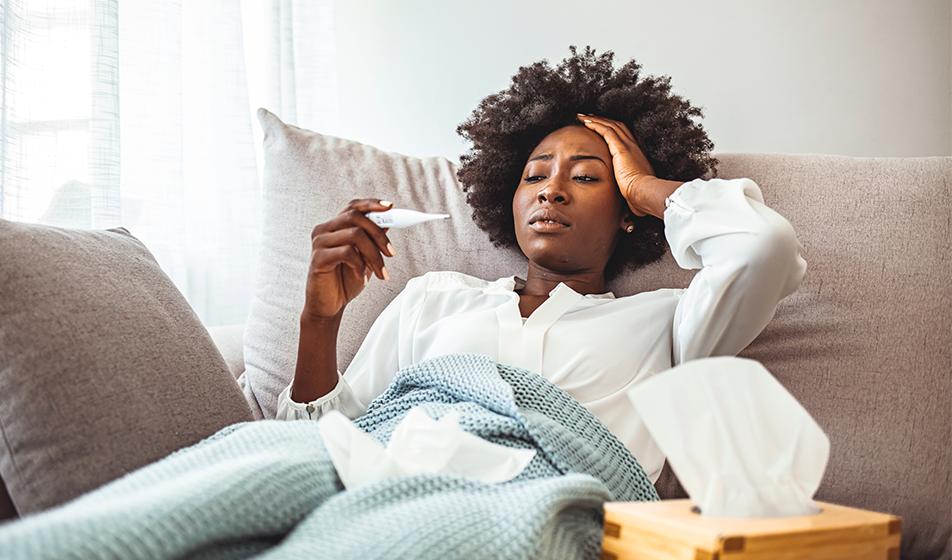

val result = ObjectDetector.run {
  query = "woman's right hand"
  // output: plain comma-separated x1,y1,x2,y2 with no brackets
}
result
303,198,396,321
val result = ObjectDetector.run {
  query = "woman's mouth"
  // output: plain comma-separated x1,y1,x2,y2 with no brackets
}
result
529,220,570,233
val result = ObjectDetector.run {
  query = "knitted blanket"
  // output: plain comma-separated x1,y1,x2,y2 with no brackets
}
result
0,353,659,559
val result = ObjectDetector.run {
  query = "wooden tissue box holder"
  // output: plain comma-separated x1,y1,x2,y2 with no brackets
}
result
602,499,901,560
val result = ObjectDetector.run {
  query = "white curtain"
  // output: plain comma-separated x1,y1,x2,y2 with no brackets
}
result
0,0,339,326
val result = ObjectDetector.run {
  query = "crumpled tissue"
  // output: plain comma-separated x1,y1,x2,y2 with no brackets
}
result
317,406,536,490
628,356,830,517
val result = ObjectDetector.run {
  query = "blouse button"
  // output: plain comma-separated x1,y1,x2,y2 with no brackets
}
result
305,404,315,415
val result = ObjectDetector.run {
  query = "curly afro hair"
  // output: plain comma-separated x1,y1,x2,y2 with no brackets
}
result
456,45,719,281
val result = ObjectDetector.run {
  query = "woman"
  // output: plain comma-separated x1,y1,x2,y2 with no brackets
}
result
276,46,807,485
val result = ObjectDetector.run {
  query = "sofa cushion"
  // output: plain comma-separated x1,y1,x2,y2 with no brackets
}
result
0,220,254,515
246,108,949,559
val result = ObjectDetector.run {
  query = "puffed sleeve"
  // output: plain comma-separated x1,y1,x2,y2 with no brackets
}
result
275,274,427,421
665,177,808,365
275,369,365,421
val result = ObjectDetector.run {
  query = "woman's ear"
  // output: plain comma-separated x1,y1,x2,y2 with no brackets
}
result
620,215,635,234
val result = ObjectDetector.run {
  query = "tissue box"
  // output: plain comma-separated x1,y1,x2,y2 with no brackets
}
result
602,499,901,559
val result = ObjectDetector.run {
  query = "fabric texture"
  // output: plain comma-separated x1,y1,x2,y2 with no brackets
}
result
273,173,807,487
246,112,950,559
0,219,254,516
0,353,659,559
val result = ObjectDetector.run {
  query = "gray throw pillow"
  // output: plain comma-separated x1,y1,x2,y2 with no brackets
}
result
0,219,253,515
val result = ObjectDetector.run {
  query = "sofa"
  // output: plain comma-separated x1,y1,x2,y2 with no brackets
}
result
220,150,950,559
1,121,949,557
225,149,952,559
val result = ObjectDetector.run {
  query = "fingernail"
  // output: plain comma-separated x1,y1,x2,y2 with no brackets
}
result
583,119,592,123
382,266,390,281
364,274,370,286
380,200,393,207
386,242,396,256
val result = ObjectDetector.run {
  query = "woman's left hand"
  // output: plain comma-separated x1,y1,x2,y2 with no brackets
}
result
577,113,655,217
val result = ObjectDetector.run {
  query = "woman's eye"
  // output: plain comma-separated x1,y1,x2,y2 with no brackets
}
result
523,175,598,183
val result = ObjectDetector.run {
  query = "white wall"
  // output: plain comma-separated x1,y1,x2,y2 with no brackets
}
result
315,0,951,163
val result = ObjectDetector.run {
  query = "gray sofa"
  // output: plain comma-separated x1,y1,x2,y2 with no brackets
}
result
213,152,952,560
1,152,949,559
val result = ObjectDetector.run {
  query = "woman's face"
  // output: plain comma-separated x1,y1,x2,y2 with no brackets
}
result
512,124,629,274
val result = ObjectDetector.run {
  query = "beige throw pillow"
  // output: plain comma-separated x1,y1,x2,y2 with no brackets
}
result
242,108,530,419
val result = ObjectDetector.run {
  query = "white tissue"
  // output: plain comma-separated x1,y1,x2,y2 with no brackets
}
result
627,356,830,517
317,406,536,490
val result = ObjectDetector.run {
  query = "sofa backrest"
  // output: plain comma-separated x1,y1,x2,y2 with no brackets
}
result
648,154,950,560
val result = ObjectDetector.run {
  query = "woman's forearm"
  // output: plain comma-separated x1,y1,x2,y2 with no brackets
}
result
291,314,342,403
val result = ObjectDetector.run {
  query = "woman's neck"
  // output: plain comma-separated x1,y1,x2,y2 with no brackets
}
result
518,265,607,297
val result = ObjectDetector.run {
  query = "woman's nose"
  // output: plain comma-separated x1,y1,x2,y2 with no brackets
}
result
537,185,567,204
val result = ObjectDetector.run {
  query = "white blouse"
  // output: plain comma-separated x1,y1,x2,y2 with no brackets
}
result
276,177,808,484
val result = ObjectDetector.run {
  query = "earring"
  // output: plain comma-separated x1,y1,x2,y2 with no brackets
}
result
625,225,634,233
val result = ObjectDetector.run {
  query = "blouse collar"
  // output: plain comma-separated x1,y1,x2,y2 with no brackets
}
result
500,275,615,300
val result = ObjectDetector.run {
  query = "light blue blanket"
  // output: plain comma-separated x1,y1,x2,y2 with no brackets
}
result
0,353,658,559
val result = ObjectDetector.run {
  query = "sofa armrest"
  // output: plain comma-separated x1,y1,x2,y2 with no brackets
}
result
206,323,245,380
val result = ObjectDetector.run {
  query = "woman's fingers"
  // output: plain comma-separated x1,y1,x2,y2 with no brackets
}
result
318,226,387,280
578,114,637,145
308,198,395,284
344,198,394,214
579,114,656,177
579,117,629,157
349,211,396,258
349,227,387,280
340,199,395,257
311,244,364,274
